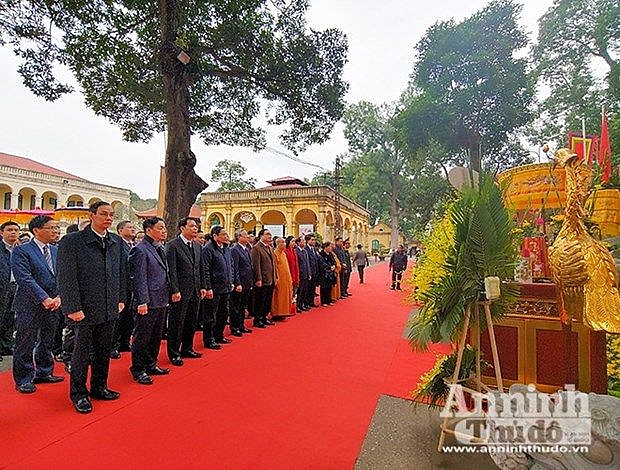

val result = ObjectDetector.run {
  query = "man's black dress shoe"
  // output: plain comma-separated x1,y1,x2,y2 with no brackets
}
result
230,329,243,337
170,357,184,367
74,397,93,414
90,388,120,400
264,319,275,326
15,383,36,393
204,341,222,350
33,375,64,384
109,349,121,359
180,350,202,358
253,322,266,328
241,327,253,333
147,366,170,375
134,373,153,385
215,337,232,344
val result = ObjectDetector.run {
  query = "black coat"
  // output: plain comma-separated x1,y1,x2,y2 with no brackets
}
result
0,242,11,314
201,241,236,294
57,226,127,326
317,250,336,287
166,236,202,297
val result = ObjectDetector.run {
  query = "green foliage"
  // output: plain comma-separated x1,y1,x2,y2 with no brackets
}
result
412,345,488,408
532,0,619,160
129,191,158,212
408,175,520,350
0,1,348,149
210,159,256,192
403,0,534,171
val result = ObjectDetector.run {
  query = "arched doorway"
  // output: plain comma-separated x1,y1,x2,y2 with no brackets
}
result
233,211,258,234
67,194,85,207
294,208,318,237
260,210,287,237
41,191,59,210
0,184,14,209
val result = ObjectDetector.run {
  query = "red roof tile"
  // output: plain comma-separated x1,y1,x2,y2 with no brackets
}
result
265,176,308,187
0,151,88,182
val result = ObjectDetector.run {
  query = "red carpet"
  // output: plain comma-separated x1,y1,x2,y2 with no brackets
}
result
0,263,445,469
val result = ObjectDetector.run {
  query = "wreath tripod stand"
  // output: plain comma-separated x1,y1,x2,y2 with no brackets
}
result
437,300,504,451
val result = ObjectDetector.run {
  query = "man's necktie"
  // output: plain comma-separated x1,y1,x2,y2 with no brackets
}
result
43,244,54,273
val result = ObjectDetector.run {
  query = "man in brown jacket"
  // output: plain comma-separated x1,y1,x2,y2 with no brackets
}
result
250,229,277,328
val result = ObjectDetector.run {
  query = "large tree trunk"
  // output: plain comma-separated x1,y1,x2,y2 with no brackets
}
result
389,174,400,250
159,0,207,233
468,129,482,174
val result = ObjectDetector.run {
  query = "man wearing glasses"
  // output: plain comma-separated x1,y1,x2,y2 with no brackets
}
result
57,201,127,413
11,216,63,393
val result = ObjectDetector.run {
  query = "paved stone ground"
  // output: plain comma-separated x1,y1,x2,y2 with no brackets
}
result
0,354,11,373
356,395,497,470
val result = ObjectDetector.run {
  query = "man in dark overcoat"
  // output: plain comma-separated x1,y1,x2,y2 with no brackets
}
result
57,201,127,414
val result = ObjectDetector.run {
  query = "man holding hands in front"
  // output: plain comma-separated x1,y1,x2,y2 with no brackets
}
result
57,202,127,413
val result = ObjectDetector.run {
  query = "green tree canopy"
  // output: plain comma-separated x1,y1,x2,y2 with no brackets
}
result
532,0,619,166
0,0,348,228
403,0,534,172
210,159,256,192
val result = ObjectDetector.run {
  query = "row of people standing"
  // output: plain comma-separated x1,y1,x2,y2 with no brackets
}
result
5,201,368,414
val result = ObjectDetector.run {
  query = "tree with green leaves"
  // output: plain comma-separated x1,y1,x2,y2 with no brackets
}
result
403,0,534,172
341,101,411,250
0,1,348,227
532,0,619,165
210,159,255,192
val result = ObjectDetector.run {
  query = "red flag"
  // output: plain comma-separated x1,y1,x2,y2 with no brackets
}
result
600,110,612,183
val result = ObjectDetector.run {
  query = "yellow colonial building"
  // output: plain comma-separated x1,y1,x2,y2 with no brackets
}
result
198,177,370,246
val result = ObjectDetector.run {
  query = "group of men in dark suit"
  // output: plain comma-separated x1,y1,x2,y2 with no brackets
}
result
4,199,361,414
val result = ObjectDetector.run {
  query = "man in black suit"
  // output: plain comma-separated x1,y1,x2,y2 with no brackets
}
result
295,236,311,312
0,221,20,359
229,229,254,336
57,201,127,413
201,226,236,347
110,220,136,359
129,217,171,385
11,216,63,393
304,234,319,309
165,217,205,366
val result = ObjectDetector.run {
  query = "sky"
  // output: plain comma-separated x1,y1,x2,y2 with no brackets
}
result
0,0,553,199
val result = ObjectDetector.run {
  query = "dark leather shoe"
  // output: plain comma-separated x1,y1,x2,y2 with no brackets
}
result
16,383,36,393
134,373,153,385
64,363,72,374
147,366,170,375
170,357,184,366
230,329,243,337
180,350,202,358
74,397,93,414
33,375,64,384
240,327,253,333
204,341,221,350
215,337,232,344
90,388,120,400
109,349,121,359
253,322,266,328
264,320,275,326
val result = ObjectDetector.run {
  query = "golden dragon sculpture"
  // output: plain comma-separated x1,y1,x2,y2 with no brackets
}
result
548,148,620,333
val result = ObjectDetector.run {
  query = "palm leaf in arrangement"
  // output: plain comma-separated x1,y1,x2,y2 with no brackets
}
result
408,173,519,350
